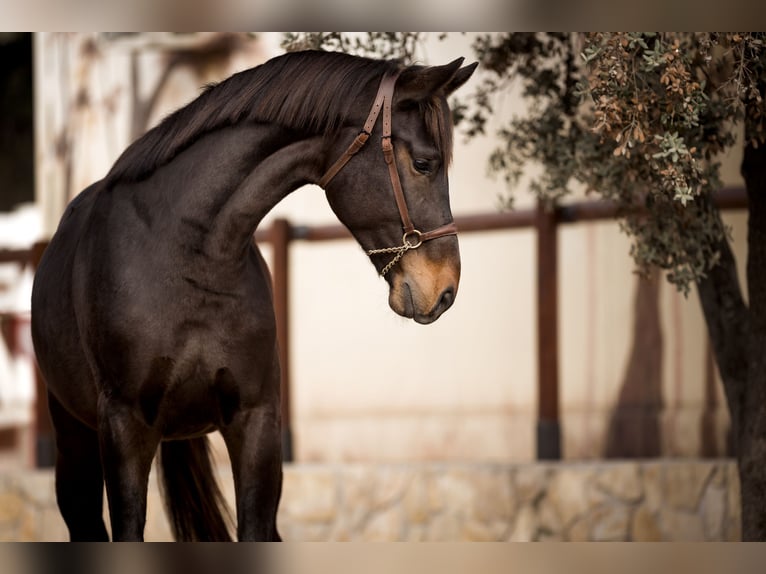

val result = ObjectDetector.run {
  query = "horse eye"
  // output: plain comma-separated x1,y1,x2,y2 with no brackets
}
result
413,159,432,174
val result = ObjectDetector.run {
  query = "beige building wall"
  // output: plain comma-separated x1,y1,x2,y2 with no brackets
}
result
32,32,744,464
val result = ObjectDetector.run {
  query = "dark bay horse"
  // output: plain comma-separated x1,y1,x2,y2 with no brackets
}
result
31,50,476,541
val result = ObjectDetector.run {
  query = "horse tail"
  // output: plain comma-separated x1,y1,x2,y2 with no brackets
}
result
159,436,233,541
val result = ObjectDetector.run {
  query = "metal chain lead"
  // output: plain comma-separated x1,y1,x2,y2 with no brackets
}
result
367,231,423,276
367,244,410,276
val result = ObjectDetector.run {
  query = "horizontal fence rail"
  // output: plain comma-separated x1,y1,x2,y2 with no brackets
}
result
254,187,747,461
0,187,748,465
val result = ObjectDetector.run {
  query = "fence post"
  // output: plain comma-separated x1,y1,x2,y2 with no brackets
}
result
536,202,561,460
270,219,293,462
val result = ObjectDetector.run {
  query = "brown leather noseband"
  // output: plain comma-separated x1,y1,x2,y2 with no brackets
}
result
319,70,458,276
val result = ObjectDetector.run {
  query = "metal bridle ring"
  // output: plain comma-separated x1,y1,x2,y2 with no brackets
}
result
403,230,422,249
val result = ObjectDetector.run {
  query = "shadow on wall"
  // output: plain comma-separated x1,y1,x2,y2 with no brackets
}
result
604,273,731,459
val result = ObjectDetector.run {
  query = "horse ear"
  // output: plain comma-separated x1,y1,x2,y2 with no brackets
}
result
395,58,476,103
443,61,478,97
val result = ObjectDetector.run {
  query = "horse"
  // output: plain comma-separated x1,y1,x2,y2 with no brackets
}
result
30,49,477,541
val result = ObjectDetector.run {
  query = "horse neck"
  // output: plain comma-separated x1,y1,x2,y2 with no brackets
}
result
156,123,328,262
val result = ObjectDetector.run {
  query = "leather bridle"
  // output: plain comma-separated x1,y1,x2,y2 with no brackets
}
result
318,70,458,276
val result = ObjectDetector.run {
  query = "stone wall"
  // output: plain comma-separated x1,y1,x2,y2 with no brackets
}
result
0,460,740,541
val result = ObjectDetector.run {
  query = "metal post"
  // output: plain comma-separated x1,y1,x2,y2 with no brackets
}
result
536,202,561,460
270,219,293,462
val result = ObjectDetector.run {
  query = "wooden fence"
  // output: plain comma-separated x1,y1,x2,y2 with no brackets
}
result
253,186,748,461
0,187,748,465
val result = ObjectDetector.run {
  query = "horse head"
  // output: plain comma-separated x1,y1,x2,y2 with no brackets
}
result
323,57,477,324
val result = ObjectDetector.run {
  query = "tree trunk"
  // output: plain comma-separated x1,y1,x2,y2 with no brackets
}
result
739,141,766,540
700,139,766,540
695,231,748,447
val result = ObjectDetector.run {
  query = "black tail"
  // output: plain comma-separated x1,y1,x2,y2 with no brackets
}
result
159,436,233,541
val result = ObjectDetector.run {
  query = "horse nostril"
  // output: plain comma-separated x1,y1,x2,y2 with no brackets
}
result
413,285,456,325
438,287,455,312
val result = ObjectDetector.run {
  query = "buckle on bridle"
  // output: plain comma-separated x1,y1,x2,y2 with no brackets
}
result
403,229,422,249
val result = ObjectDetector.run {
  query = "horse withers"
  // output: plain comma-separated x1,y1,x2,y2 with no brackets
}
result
31,50,476,541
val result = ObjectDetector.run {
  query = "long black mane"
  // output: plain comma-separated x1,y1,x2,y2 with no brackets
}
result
105,50,401,185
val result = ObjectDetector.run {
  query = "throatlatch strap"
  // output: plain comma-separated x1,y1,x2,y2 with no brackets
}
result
318,132,369,188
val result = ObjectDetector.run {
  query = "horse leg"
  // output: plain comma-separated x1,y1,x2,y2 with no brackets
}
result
97,395,160,541
48,392,109,541
220,405,283,541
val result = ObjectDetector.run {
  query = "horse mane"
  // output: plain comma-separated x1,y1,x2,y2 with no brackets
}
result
105,50,452,185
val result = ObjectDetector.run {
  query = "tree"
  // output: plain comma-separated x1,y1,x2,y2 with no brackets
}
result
284,32,766,540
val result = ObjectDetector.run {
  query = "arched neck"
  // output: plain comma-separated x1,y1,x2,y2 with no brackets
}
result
205,132,329,260
135,122,331,265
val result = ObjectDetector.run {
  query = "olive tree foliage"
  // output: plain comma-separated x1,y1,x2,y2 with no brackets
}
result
284,32,766,295
282,32,428,64
570,33,763,294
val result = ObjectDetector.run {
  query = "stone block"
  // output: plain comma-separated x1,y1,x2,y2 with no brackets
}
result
461,519,506,541
659,508,706,541
15,471,56,507
335,466,375,531
546,466,594,526
402,472,430,525
471,469,516,524
568,504,632,541
0,492,23,526
536,495,564,536
506,504,537,542
38,507,68,542
594,463,643,503
514,465,549,504
631,505,662,541
362,506,404,541
144,487,173,541
279,467,337,523
700,484,726,540
566,514,591,541
425,512,460,541
642,463,663,512
590,505,630,541
663,462,713,512
405,524,427,541
710,464,727,489
431,468,476,516
371,466,412,510
724,516,742,541
431,466,515,526
16,508,37,542
281,522,332,542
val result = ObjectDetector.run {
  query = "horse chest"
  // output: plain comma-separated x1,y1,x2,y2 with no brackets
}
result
135,340,271,438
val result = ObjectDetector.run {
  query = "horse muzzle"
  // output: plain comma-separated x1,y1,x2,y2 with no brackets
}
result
387,247,460,324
